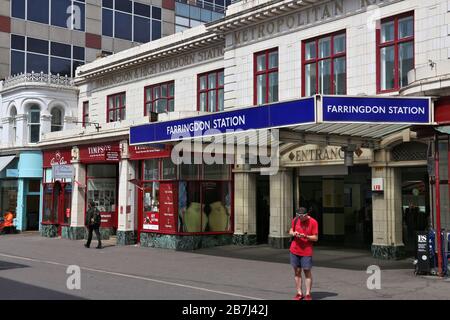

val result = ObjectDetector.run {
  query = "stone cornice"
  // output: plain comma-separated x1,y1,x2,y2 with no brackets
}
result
76,32,224,83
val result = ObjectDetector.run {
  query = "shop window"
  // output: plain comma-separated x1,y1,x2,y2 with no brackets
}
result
51,108,64,132
28,105,41,143
107,92,126,123
87,164,117,215
0,180,18,220
377,12,414,93
162,158,177,180
140,159,232,234
145,81,175,115
198,69,224,112
254,48,278,105
302,31,346,96
179,180,231,233
42,184,55,223
82,101,89,127
180,164,201,180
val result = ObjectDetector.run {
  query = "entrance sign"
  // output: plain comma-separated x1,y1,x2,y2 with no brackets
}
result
322,95,431,123
131,97,316,145
53,164,75,180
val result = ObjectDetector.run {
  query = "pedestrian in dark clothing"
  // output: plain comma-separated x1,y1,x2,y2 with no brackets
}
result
85,201,102,249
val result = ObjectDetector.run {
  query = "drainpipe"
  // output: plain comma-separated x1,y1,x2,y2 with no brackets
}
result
434,136,443,277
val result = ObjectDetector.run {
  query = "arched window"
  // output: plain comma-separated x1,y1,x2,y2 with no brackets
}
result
28,105,40,143
10,106,17,145
51,108,63,132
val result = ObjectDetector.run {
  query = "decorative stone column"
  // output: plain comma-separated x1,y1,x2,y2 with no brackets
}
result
269,168,293,249
15,114,27,146
64,147,86,240
233,171,257,245
371,162,405,259
117,140,137,245
0,117,10,147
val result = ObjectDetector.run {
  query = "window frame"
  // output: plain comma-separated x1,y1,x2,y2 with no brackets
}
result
82,101,89,127
106,92,126,123
376,11,415,94
10,34,85,77
50,107,64,132
302,30,347,97
28,106,41,143
253,47,279,105
11,0,86,32
197,69,224,112
144,81,175,115
101,0,162,43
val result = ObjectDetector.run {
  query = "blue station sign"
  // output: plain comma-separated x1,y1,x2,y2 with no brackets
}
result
130,97,316,145
322,95,431,124
130,95,433,145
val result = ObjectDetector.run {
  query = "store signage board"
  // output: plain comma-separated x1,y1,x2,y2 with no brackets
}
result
52,164,75,180
322,95,431,124
130,97,316,144
6,169,19,178
372,178,384,192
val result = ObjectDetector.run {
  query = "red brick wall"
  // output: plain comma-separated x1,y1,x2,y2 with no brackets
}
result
0,16,11,33
162,0,175,10
86,33,102,50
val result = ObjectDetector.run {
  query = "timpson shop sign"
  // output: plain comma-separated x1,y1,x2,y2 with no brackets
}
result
231,0,403,47
93,45,224,90
282,145,372,166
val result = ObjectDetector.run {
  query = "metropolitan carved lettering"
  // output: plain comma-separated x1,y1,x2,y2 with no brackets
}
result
232,0,400,46
94,46,224,90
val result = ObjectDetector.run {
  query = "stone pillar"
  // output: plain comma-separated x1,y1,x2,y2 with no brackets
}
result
0,117,10,148
65,148,86,240
40,114,51,140
233,171,257,245
117,140,137,245
15,178,26,231
322,178,345,242
269,168,293,249
15,114,27,146
371,165,404,259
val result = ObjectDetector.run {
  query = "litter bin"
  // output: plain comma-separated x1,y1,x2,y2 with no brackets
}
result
415,231,431,275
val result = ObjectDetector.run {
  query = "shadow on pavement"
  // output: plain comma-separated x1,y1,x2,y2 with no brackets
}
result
311,291,339,300
193,245,414,271
0,277,85,300
0,260,29,271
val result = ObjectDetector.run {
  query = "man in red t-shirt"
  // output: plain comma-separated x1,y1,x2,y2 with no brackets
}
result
289,207,318,301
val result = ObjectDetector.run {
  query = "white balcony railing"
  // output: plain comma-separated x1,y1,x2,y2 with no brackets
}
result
2,72,75,89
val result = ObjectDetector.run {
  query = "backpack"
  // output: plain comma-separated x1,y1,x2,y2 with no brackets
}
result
93,209,101,226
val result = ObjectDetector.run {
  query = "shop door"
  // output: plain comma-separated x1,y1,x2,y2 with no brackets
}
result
256,176,270,244
26,195,40,231
53,182,63,235
401,167,430,254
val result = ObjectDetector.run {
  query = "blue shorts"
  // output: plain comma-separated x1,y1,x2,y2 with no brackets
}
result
290,253,313,270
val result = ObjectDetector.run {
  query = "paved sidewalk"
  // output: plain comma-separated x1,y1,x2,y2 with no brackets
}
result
0,234,448,300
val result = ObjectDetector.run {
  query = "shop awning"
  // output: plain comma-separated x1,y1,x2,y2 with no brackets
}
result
0,155,16,173
130,95,433,148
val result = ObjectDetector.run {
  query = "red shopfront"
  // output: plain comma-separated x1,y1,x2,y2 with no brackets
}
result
131,145,234,242
42,149,73,235
79,142,121,230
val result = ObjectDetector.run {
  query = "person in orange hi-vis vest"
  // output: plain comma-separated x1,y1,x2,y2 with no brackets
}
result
3,211,14,234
